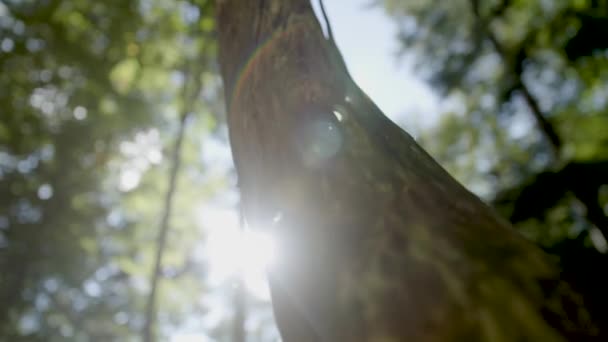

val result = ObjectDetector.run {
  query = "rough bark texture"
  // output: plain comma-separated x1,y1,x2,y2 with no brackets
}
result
216,1,598,341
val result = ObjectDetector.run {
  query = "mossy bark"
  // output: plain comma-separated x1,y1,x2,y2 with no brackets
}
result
216,1,598,340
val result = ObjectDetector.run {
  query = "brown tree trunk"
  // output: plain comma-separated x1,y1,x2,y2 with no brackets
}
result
215,1,598,340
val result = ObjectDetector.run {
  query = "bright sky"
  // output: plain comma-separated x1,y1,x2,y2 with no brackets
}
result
314,0,440,134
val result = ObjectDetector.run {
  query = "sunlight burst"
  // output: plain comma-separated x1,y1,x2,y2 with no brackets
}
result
200,206,277,300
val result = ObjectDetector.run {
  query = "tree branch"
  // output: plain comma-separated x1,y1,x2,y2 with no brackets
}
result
216,1,599,340
470,0,562,156
142,66,201,342
470,0,608,240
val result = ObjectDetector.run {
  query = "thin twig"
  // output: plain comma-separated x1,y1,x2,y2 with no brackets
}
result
318,0,335,42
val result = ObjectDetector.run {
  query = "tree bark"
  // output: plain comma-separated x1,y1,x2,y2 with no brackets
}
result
216,1,599,341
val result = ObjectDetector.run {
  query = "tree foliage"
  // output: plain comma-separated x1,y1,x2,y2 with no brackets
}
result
381,0,608,246
0,0,245,340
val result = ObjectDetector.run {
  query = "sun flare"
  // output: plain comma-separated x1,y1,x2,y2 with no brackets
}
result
200,206,277,300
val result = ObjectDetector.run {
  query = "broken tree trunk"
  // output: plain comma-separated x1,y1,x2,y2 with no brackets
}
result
215,1,599,340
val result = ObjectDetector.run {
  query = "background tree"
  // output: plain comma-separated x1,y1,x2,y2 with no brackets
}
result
0,0,275,340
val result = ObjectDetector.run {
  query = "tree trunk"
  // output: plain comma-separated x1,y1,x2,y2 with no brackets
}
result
215,1,599,340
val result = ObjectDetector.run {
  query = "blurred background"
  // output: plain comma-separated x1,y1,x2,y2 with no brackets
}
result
0,0,607,340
